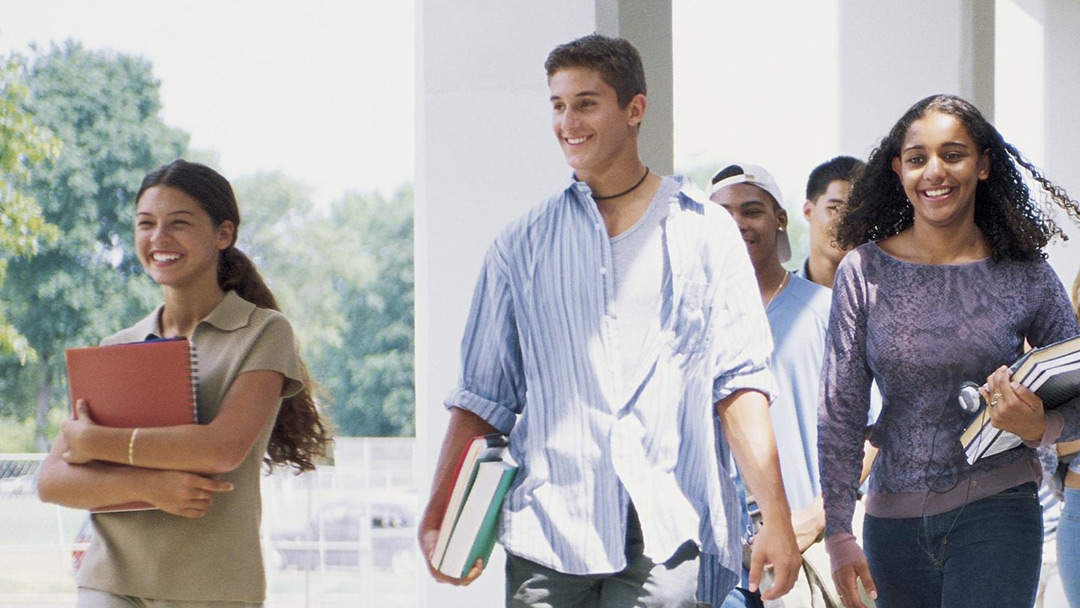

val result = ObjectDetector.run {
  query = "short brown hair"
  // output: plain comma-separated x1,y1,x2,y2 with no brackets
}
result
545,33,646,108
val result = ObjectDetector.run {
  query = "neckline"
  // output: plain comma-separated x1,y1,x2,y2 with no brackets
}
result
609,176,674,244
870,241,991,268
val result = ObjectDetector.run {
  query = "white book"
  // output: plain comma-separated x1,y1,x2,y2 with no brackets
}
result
964,421,1022,464
437,459,516,577
431,435,507,567
1029,359,1080,393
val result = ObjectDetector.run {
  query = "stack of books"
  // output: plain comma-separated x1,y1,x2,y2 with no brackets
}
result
961,335,1080,464
431,433,518,578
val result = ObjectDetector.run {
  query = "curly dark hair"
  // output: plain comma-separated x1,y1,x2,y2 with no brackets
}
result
834,94,1080,261
138,159,331,473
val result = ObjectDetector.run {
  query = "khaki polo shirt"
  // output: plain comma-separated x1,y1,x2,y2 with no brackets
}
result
77,291,303,602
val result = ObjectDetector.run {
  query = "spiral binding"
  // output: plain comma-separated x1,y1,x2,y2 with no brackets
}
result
187,341,201,424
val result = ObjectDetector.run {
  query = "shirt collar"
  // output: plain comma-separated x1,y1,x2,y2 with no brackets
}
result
201,290,256,332
563,173,706,212
130,290,255,339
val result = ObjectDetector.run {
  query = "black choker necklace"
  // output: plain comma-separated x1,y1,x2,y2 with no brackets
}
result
590,166,650,201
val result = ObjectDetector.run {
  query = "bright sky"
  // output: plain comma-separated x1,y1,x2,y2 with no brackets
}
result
0,0,415,208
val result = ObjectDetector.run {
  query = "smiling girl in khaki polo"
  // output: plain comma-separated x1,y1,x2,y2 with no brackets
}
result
38,159,329,607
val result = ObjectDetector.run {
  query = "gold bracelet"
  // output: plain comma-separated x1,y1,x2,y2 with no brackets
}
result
128,428,139,466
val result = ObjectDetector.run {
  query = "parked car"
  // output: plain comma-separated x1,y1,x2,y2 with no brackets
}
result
267,497,418,574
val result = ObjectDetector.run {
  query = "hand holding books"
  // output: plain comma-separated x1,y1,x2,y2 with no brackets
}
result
64,337,204,512
977,365,1049,442
960,334,1080,463
421,432,518,585
60,399,110,464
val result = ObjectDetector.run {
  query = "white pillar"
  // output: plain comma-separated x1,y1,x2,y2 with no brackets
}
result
414,2,672,606
1043,0,1080,286
838,0,995,157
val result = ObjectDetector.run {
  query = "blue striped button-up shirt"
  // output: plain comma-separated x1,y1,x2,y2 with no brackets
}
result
446,175,776,577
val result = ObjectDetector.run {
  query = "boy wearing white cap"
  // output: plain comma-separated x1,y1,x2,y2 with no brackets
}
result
709,163,839,608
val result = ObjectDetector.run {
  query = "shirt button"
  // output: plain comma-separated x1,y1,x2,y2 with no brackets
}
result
599,267,607,274
594,222,603,231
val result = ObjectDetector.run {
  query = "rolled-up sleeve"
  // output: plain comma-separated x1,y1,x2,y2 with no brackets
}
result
444,243,525,434
710,216,776,404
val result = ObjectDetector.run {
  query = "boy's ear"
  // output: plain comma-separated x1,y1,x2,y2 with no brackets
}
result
627,93,647,128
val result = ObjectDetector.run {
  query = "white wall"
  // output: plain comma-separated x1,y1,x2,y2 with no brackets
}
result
838,0,995,158
1043,0,1080,288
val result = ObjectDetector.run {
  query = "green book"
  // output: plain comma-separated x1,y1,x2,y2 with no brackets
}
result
437,459,518,578
460,464,518,575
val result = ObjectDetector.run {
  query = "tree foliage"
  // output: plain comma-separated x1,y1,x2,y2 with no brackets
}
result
0,42,417,446
0,41,188,448
0,54,61,363
310,187,415,436
232,174,415,437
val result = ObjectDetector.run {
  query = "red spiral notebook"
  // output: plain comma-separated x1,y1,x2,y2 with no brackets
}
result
65,338,199,512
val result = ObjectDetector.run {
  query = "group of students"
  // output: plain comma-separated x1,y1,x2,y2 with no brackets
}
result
30,31,1080,608
416,33,1080,608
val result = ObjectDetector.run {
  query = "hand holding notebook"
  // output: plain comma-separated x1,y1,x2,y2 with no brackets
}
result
959,334,1080,463
64,337,201,511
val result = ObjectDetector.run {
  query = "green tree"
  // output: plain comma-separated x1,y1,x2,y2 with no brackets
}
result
232,172,347,364
233,174,415,437
0,41,188,449
311,187,414,436
0,54,61,363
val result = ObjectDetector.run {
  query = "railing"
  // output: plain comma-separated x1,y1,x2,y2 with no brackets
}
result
0,437,418,608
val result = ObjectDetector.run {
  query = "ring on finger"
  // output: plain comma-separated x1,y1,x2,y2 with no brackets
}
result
990,391,1003,407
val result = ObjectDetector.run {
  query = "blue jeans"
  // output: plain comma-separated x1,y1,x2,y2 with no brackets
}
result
863,482,1041,608
718,588,761,608
1056,487,1080,607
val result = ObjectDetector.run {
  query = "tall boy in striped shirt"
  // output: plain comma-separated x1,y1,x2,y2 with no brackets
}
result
419,33,800,607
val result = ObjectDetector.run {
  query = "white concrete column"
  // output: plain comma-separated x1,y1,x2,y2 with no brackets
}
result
837,0,995,157
1043,0,1080,285
414,2,672,606
598,0,674,175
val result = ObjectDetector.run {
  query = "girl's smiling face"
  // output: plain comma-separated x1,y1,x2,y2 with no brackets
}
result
135,185,234,291
891,110,990,231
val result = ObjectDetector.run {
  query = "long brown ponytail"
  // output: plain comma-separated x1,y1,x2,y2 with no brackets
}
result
138,159,330,472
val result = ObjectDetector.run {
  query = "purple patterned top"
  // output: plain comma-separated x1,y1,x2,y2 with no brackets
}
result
819,242,1080,570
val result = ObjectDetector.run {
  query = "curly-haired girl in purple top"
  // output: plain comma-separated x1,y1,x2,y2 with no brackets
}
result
818,94,1080,608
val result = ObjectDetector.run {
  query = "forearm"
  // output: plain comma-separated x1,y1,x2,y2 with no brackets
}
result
818,396,869,537
422,407,499,527
70,423,242,474
718,390,791,526
38,452,150,510
65,370,285,474
791,496,825,552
